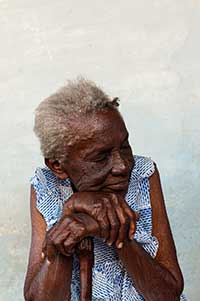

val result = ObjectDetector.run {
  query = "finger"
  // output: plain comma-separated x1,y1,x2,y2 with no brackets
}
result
110,195,129,248
60,219,86,255
121,201,139,239
63,197,75,215
78,238,88,251
80,239,87,250
46,243,58,262
64,235,78,254
44,236,59,262
48,220,73,256
42,237,47,254
53,231,71,256
74,202,109,240
95,209,110,241
104,197,119,246
46,222,60,237
88,238,93,252
48,216,72,242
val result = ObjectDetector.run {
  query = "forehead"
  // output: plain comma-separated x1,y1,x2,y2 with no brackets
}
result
67,110,128,155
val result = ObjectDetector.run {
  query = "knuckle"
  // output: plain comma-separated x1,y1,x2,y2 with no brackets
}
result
97,213,107,222
120,218,126,226
103,197,111,206
109,193,115,199
63,240,69,247
46,235,54,246
79,224,86,234
112,221,119,230
53,237,59,247
93,203,103,215
110,193,118,203
100,224,109,232
74,224,86,237
104,197,110,206
64,238,75,250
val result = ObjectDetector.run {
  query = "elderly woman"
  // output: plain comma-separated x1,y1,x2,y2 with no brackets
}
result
24,78,186,301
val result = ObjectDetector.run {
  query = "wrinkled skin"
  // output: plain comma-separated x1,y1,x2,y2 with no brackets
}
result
64,191,139,246
24,108,184,301
44,213,99,257
45,109,138,255
45,191,139,258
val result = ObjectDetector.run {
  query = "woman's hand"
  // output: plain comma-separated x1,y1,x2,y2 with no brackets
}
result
63,191,139,248
43,213,100,258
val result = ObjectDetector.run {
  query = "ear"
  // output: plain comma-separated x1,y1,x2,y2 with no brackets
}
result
45,158,69,180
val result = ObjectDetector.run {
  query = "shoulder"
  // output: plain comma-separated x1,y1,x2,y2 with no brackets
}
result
30,166,73,230
131,155,156,179
127,154,156,211
30,166,72,197
30,166,62,190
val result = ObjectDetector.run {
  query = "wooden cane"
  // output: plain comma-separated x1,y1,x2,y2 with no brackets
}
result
76,237,94,301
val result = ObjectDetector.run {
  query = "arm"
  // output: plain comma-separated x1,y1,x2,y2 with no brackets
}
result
24,186,73,301
117,164,184,301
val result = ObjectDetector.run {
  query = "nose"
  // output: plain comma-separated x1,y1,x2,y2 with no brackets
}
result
111,151,128,176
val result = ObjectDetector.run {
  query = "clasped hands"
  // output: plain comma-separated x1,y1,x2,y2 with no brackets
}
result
43,192,139,260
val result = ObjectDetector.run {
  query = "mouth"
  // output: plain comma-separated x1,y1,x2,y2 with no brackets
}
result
104,180,129,191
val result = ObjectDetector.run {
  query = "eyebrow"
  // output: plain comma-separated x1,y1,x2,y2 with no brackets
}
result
97,132,129,152
83,132,130,159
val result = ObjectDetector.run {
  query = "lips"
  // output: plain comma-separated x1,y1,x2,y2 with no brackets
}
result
104,180,129,191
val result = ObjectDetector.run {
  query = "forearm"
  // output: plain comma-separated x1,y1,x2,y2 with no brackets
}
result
24,253,72,301
117,239,181,301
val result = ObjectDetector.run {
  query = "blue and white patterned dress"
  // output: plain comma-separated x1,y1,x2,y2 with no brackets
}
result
30,155,187,300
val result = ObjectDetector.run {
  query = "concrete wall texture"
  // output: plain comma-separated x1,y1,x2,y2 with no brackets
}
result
0,0,199,300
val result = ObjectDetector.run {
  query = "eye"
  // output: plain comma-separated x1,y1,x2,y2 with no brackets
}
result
93,152,109,163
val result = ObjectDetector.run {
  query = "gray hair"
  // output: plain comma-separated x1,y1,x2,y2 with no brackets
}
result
34,78,120,161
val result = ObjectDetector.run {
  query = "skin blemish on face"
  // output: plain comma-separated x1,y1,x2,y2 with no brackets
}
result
61,109,134,195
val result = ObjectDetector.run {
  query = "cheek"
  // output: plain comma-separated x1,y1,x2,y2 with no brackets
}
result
74,162,112,191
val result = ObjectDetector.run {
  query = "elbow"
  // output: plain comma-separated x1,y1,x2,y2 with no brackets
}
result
171,268,184,298
171,289,183,301
166,274,184,301
175,274,184,299
148,274,184,301
166,264,184,299
178,273,184,295
150,287,183,301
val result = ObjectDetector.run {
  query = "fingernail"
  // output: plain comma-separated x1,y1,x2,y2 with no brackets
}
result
41,252,45,259
118,242,123,249
107,241,112,246
46,258,51,265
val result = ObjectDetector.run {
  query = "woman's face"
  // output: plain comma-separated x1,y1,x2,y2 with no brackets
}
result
62,109,134,195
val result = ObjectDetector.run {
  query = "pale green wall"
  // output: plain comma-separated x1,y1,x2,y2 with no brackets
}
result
0,0,199,300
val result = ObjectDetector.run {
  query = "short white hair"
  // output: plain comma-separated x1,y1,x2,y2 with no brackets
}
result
34,78,119,161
